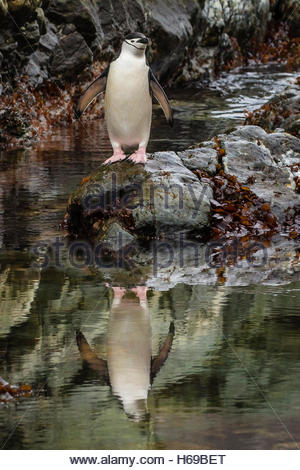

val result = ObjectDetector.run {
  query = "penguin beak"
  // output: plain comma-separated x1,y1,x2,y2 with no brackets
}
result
136,37,148,44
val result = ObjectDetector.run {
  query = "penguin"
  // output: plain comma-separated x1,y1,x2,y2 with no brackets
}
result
76,286,174,421
75,32,173,165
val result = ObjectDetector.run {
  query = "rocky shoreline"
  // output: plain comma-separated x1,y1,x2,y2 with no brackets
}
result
1,0,300,150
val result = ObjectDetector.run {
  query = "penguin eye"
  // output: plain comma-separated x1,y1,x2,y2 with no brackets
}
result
131,40,134,43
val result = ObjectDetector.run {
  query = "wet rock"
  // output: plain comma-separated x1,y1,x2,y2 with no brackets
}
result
245,80,300,137
65,152,213,240
144,237,300,290
78,231,300,290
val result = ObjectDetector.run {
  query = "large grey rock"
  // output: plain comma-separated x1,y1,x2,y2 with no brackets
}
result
220,125,300,221
65,152,213,240
178,147,217,174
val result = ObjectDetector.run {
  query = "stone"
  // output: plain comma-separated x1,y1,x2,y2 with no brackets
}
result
219,125,300,222
65,152,213,240
50,30,93,78
25,49,49,83
245,81,300,137
38,24,58,52
178,147,217,174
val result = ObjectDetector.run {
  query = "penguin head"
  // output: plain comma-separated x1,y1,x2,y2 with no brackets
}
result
123,32,149,53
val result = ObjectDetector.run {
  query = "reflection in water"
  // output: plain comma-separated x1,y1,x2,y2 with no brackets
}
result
0,268,300,449
77,287,174,422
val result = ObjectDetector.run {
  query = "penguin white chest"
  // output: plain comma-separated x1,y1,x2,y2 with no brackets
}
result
104,57,152,148
107,303,151,411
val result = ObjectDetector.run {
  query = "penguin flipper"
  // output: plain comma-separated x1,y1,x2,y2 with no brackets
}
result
149,69,173,127
150,321,175,383
76,330,108,376
74,66,110,118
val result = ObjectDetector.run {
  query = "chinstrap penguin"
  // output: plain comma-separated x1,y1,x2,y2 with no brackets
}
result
75,32,173,165
76,286,175,422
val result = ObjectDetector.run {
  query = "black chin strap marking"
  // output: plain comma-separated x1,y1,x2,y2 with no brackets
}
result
125,40,144,50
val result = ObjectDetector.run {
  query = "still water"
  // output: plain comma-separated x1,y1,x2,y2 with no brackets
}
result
0,64,300,449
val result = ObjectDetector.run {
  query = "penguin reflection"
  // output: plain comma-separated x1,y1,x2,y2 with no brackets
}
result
76,286,174,421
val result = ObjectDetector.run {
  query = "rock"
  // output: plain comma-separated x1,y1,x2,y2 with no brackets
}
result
245,80,300,137
38,24,58,53
8,0,42,15
219,125,300,222
202,0,269,47
46,0,103,46
25,49,49,84
178,146,217,174
66,229,300,290
50,30,93,78
65,152,213,241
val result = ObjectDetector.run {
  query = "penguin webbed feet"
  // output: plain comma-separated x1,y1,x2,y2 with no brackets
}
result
129,147,147,164
103,149,127,165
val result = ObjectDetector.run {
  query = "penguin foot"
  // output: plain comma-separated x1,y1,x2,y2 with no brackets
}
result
112,286,126,300
129,148,147,164
131,286,148,302
103,150,126,165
